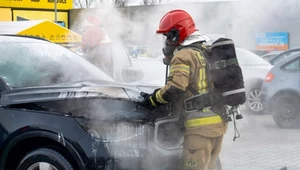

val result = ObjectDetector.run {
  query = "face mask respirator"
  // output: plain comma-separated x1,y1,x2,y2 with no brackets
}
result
162,28,180,65
162,41,177,65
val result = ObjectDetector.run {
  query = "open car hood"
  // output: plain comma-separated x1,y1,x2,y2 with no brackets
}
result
0,80,160,106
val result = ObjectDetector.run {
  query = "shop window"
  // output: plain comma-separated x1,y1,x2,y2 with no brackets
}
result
56,21,66,27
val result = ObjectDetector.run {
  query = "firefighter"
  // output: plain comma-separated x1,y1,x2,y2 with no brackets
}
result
77,15,113,76
79,15,105,52
140,10,228,170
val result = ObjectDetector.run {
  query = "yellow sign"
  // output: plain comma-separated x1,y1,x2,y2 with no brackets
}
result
17,20,82,43
13,10,68,28
0,0,72,10
0,8,12,21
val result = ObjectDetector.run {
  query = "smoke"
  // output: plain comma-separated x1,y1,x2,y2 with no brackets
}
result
67,1,300,169
70,0,300,55
76,97,182,170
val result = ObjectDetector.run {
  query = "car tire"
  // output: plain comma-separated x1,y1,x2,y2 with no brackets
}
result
246,81,264,114
17,148,74,170
272,94,300,129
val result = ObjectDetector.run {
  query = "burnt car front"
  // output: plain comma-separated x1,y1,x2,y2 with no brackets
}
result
0,35,183,170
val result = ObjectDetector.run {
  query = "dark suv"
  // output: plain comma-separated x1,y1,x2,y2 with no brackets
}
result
0,35,222,170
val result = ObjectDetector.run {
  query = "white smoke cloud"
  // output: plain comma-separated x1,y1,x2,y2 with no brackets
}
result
68,1,300,169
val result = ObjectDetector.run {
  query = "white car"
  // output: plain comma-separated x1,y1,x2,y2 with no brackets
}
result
78,39,272,114
131,48,273,114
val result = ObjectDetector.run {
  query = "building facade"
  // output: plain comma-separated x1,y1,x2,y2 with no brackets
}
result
0,0,73,28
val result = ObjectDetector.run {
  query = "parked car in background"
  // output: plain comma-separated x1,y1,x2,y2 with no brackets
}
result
152,48,272,114
261,51,283,62
76,39,146,83
0,35,222,170
261,52,300,129
127,45,159,59
131,57,167,86
235,48,273,113
267,47,300,65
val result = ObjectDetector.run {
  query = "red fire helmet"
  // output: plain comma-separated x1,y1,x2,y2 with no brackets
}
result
156,10,198,44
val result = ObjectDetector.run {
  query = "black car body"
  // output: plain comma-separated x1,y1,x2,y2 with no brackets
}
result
0,35,217,170
0,80,182,170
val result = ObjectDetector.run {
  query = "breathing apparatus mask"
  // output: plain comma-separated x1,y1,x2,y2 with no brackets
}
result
162,29,180,65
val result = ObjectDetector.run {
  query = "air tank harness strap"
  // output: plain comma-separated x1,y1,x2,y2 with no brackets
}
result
209,58,238,70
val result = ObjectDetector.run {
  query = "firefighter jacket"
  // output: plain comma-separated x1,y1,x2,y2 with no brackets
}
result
155,43,228,138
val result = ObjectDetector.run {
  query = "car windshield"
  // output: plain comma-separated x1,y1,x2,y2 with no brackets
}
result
236,48,271,66
0,38,114,88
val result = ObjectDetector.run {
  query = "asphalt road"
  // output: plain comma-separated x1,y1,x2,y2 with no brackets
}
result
220,112,300,170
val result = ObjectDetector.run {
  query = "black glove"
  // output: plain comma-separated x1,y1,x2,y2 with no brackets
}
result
140,89,161,110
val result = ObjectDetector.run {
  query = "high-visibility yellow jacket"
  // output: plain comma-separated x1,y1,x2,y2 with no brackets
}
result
156,45,227,137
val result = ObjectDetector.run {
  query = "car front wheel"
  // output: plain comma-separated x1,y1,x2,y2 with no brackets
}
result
17,148,74,170
272,94,300,129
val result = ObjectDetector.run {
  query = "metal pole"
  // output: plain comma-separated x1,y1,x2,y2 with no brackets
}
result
54,0,57,23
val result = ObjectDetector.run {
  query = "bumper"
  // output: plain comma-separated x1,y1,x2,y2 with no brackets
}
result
75,123,183,170
75,124,159,170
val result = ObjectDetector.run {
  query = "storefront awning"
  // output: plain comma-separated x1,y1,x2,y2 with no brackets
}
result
0,20,82,44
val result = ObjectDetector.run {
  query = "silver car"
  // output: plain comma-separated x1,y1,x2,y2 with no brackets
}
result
235,48,273,113
261,52,300,128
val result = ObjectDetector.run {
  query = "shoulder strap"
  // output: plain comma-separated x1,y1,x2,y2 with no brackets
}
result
179,43,239,70
209,58,239,70
178,43,213,96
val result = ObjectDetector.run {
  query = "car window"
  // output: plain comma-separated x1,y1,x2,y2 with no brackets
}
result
263,55,274,61
235,48,271,66
271,51,299,65
0,41,114,88
282,58,300,72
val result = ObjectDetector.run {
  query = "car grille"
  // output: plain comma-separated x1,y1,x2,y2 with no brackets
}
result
102,122,155,158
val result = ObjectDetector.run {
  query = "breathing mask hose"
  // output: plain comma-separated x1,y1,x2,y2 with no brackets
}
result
233,115,240,142
165,65,169,85
232,106,241,141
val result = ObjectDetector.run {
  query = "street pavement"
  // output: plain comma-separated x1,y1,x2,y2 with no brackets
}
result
220,112,300,170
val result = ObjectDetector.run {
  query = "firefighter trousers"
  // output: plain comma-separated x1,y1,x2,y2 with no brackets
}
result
182,134,224,170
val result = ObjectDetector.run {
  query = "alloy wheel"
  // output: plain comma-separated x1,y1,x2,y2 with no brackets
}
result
27,162,58,170
279,102,297,122
247,89,263,112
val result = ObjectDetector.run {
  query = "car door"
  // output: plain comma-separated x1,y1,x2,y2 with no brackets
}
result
281,56,300,90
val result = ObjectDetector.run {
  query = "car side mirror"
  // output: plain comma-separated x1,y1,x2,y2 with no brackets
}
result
122,66,144,83
0,77,9,91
